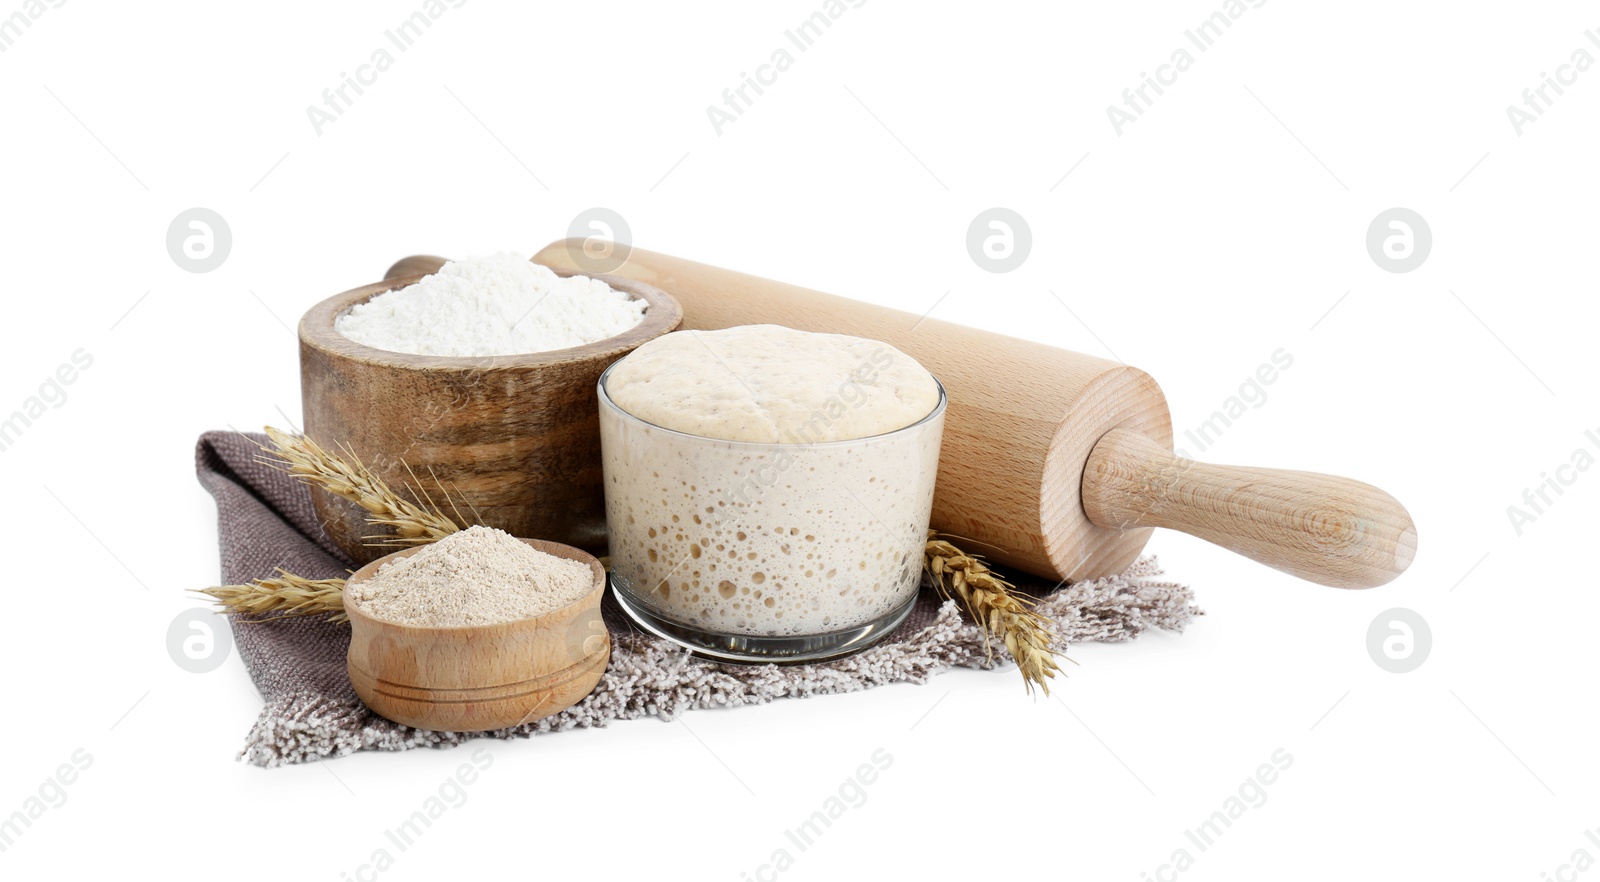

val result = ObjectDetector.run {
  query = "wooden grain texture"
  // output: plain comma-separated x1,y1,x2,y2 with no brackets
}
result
1083,429,1416,588
299,268,682,565
528,242,1174,583
343,539,610,732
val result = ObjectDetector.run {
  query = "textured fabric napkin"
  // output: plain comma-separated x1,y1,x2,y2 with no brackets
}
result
196,431,1202,767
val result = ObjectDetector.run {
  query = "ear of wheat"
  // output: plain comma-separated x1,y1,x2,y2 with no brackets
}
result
259,426,461,546
925,533,1066,695
197,573,349,623
201,428,466,624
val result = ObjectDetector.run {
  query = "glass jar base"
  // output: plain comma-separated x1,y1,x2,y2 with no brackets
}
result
610,580,918,665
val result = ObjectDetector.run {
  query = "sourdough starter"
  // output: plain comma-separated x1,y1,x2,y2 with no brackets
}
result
600,326,945,640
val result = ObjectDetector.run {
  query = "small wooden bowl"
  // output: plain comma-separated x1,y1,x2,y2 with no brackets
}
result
300,268,682,566
343,539,610,733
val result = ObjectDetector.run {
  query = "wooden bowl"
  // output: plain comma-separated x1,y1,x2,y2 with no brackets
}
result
299,268,682,565
343,538,610,733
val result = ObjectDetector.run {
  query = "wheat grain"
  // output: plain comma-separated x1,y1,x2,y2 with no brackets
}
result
197,573,349,623
924,532,1066,695
259,426,460,546
199,429,469,625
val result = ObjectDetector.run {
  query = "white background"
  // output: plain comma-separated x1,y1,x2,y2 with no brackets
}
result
2,2,1595,879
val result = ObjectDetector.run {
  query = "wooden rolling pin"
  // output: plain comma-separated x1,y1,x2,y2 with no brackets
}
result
385,247,1416,589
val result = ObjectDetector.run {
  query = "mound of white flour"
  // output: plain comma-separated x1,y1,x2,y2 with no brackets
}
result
336,253,646,357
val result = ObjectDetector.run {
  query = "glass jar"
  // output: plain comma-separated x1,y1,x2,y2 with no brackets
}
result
598,365,946,663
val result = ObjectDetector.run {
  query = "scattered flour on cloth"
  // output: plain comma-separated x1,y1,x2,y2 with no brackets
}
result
336,253,646,357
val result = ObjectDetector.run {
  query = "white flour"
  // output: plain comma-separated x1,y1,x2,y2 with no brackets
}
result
336,253,646,357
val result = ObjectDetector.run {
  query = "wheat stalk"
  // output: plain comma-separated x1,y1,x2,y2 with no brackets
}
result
196,573,350,623
924,532,1066,695
259,426,460,546
199,428,465,624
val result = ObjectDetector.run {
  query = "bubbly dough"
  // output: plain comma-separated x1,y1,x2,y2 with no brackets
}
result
604,325,940,443
599,325,947,637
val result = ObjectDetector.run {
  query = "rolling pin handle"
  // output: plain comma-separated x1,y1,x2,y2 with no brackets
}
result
1081,428,1416,589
